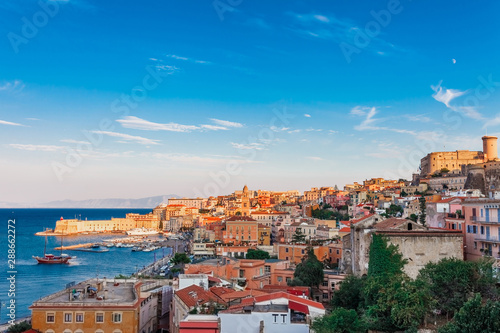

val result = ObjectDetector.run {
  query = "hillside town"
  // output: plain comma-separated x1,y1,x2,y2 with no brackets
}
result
20,135,500,333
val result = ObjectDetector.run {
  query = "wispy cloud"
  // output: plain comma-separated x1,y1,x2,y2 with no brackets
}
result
0,80,25,94
0,119,25,126
304,114,311,118
351,106,418,136
117,116,199,132
286,12,401,56
118,116,243,132
307,156,323,161
210,118,244,128
200,124,228,131
25,118,40,121
60,139,91,145
8,144,66,152
91,130,160,145
405,114,431,123
230,142,266,151
166,54,211,65
431,81,483,120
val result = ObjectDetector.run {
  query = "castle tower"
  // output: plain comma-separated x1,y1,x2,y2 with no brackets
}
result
482,136,498,161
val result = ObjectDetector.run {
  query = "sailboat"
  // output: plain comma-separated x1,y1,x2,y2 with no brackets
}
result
33,229,75,264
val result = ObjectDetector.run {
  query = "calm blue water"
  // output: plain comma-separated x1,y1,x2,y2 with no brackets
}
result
0,209,172,323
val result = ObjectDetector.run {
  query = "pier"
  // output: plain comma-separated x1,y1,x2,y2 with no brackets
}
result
54,243,94,250
135,239,189,277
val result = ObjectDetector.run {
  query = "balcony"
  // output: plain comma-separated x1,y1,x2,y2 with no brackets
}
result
470,216,500,225
474,235,500,243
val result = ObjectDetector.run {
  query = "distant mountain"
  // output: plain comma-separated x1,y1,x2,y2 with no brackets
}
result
1,195,181,209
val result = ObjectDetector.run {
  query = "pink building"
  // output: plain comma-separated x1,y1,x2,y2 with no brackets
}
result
463,199,500,260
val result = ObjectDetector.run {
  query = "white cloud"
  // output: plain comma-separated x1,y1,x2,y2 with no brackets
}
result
60,139,91,145
270,126,290,132
307,156,323,161
200,124,228,131
91,130,160,145
118,116,243,133
8,144,66,152
117,116,199,132
166,54,211,65
0,119,24,126
210,118,244,128
431,81,483,120
304,114,311,118
230,142,266,151
405,115,431,123
0,80,25,94
150,153,259,165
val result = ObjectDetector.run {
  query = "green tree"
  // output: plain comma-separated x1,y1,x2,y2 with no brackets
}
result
385,204,404,217
288,247,324,291
400,189,408,197
245,248,270,259
312,308,365,333
330,274,365,311
409,213,418,222
159,220,163,230
419,196,427,225
171,252,191,265
438,294,500,333
417,257,496,317
6,321,32,333
235,211,242,216
292,229,306,243
440,168,450,174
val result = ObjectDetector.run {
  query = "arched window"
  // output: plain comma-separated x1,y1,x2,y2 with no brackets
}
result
113,330,122,333
75,330,84,333
63,330,72,333
95,330,104,333
46,330,55,333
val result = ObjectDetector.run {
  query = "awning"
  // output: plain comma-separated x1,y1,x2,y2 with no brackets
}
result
289,300,309,314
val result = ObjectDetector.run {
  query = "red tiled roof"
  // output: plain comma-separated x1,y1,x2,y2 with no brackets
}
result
226,216,257,222
175,285,219,308
238,291,325,310
339,227,351,232
351,213,375,224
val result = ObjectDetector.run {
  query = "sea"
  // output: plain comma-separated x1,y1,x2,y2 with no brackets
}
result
0,208,172,324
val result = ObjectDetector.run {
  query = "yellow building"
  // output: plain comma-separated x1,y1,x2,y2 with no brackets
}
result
53,213,159,234
258,225,271,246
30,279,150,333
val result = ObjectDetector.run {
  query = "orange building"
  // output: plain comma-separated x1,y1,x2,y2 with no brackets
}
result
223,216,258,245
277,244,329,264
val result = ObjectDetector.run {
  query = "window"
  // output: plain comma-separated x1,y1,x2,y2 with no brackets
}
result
112,312,122,323
286,277,292,283
336,249,340,255
75,313,84,323
322,281,328,286
285,248,289,253
481,226,485,235
277,276,283,282
474,241,477,249
46,313,55,323
64,313,72,323
323,293,329,299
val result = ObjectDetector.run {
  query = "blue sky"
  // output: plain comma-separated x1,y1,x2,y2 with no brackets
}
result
1,0,500,204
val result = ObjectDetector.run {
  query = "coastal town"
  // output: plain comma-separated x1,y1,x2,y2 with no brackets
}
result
6,135,500,333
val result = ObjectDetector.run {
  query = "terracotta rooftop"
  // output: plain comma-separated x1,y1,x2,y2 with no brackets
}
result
175,285,219,308
237,291,325,310
374,218,422,230
226,216,257,222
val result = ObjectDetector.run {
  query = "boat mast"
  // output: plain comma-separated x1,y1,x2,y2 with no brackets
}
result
44,228,48,256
